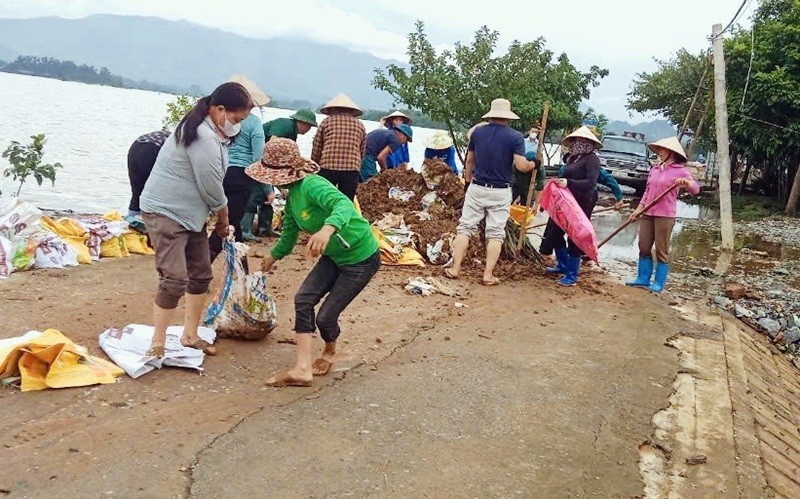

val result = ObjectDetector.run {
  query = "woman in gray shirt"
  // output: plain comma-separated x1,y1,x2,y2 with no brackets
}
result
140,82,253,357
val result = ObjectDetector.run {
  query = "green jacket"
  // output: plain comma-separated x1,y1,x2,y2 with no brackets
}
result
270,175,378,266
263,117,298,141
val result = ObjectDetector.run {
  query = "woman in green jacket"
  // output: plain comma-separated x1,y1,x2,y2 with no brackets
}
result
247,138,380,387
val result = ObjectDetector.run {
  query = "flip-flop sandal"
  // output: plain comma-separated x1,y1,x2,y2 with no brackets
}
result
265,372,313,387
312,358,332,376
146,345,165,358
443,268,459,280
181,339,216,355
481,278,501,286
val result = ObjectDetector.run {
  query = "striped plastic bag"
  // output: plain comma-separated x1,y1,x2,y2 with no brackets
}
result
203,235,277,340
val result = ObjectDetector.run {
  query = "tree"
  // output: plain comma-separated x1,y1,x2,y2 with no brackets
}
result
627,0,800,214
373,21,608,163
2,134,62,197
162,95,198,132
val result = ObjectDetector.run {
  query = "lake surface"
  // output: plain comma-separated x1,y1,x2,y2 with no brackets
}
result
0,72,452,213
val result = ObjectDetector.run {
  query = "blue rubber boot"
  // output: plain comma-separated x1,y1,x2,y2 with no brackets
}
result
648,262,670,293
546,248,570,275
557,254,581,286
626,257,654,287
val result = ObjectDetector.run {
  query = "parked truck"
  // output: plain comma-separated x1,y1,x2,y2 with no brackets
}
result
596,132,653,194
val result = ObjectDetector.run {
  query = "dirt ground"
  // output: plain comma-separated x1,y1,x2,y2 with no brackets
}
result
0,239,790,497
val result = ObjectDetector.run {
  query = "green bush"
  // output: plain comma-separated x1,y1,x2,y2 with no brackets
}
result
2,134,62,197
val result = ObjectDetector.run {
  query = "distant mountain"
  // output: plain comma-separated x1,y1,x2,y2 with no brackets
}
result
606,119,676,141
0,15,398,108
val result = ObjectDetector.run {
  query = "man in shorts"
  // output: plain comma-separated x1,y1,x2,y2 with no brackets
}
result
444,99,536,285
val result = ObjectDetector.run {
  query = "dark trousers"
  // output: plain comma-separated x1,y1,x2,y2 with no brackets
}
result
127,142,161,213
294,251,380,342
318,169,360,201
209,167,256,263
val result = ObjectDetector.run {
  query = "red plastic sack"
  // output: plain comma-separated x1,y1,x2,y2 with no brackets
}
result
539,180,599,263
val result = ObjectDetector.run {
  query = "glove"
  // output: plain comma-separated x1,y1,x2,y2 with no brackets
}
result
524,152,536,162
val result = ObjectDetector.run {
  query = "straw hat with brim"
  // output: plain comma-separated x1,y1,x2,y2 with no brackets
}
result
561,125,603,148
320,93,362,116
425,131,454,150
648,136,687,162
381,110,412,124
290,108,318,127
482,98,520,120
395,124,413,142
245,137,321,187
227,74,270,106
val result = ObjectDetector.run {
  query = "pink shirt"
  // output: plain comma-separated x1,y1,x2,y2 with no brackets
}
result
640,162,700,217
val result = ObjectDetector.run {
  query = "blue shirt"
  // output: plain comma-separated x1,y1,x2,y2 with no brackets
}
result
365,128,401,158
558,165,623,201
386,143,410,169
227,114,265,167
424,146,458,174
468,123,525,186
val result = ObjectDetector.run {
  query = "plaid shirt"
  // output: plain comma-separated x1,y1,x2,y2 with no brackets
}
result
311,114,366,171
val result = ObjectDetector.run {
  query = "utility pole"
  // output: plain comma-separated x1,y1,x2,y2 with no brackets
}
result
712,23,735,252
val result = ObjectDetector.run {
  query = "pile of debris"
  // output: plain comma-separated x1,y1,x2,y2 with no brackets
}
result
356,159,543,279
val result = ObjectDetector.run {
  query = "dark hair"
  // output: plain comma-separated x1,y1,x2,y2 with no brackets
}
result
175,82,253,147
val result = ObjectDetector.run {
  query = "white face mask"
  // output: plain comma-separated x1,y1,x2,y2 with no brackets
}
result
220,111,241,137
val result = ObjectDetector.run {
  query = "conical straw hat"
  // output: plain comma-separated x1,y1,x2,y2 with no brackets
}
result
648,136,687,161
320,93,363,116
561,125,603,148
381,110,412,124
227,74,270,106
482,98,520,120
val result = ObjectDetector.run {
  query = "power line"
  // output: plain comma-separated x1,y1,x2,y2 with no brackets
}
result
740,26,756,111
729,110,800,134
712,0,753,39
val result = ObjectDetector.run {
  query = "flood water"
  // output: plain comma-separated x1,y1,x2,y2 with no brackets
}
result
0,72,450,213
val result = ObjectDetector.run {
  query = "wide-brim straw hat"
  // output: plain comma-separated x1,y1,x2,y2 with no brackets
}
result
320,93,363,117
381,110,412,124
425,130,454,150
648,136,687,161
561,125,603,148
245,137,321,186
227,74,270,106
481,98,520,120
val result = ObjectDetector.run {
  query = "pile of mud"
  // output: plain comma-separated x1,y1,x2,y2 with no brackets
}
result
356,159,541,278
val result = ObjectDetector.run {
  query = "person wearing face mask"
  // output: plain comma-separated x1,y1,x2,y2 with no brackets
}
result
626,137,699,293
541,126,602,286
207,92,267,264
139,82,254,357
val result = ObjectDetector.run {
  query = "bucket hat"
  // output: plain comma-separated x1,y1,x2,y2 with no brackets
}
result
381,110,412,124
481,98,520,120
227,74,270,106
245,137,321,187
425,131,454,150
648,136,687,162
395,124,413,142
290,108,318,127
320,93,362,116
561,125,603,148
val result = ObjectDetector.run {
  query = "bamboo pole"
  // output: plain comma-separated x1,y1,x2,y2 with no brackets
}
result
516,101,550,255
597,185,678,249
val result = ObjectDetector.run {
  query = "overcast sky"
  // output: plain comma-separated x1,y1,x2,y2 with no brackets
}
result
1,0,755,123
